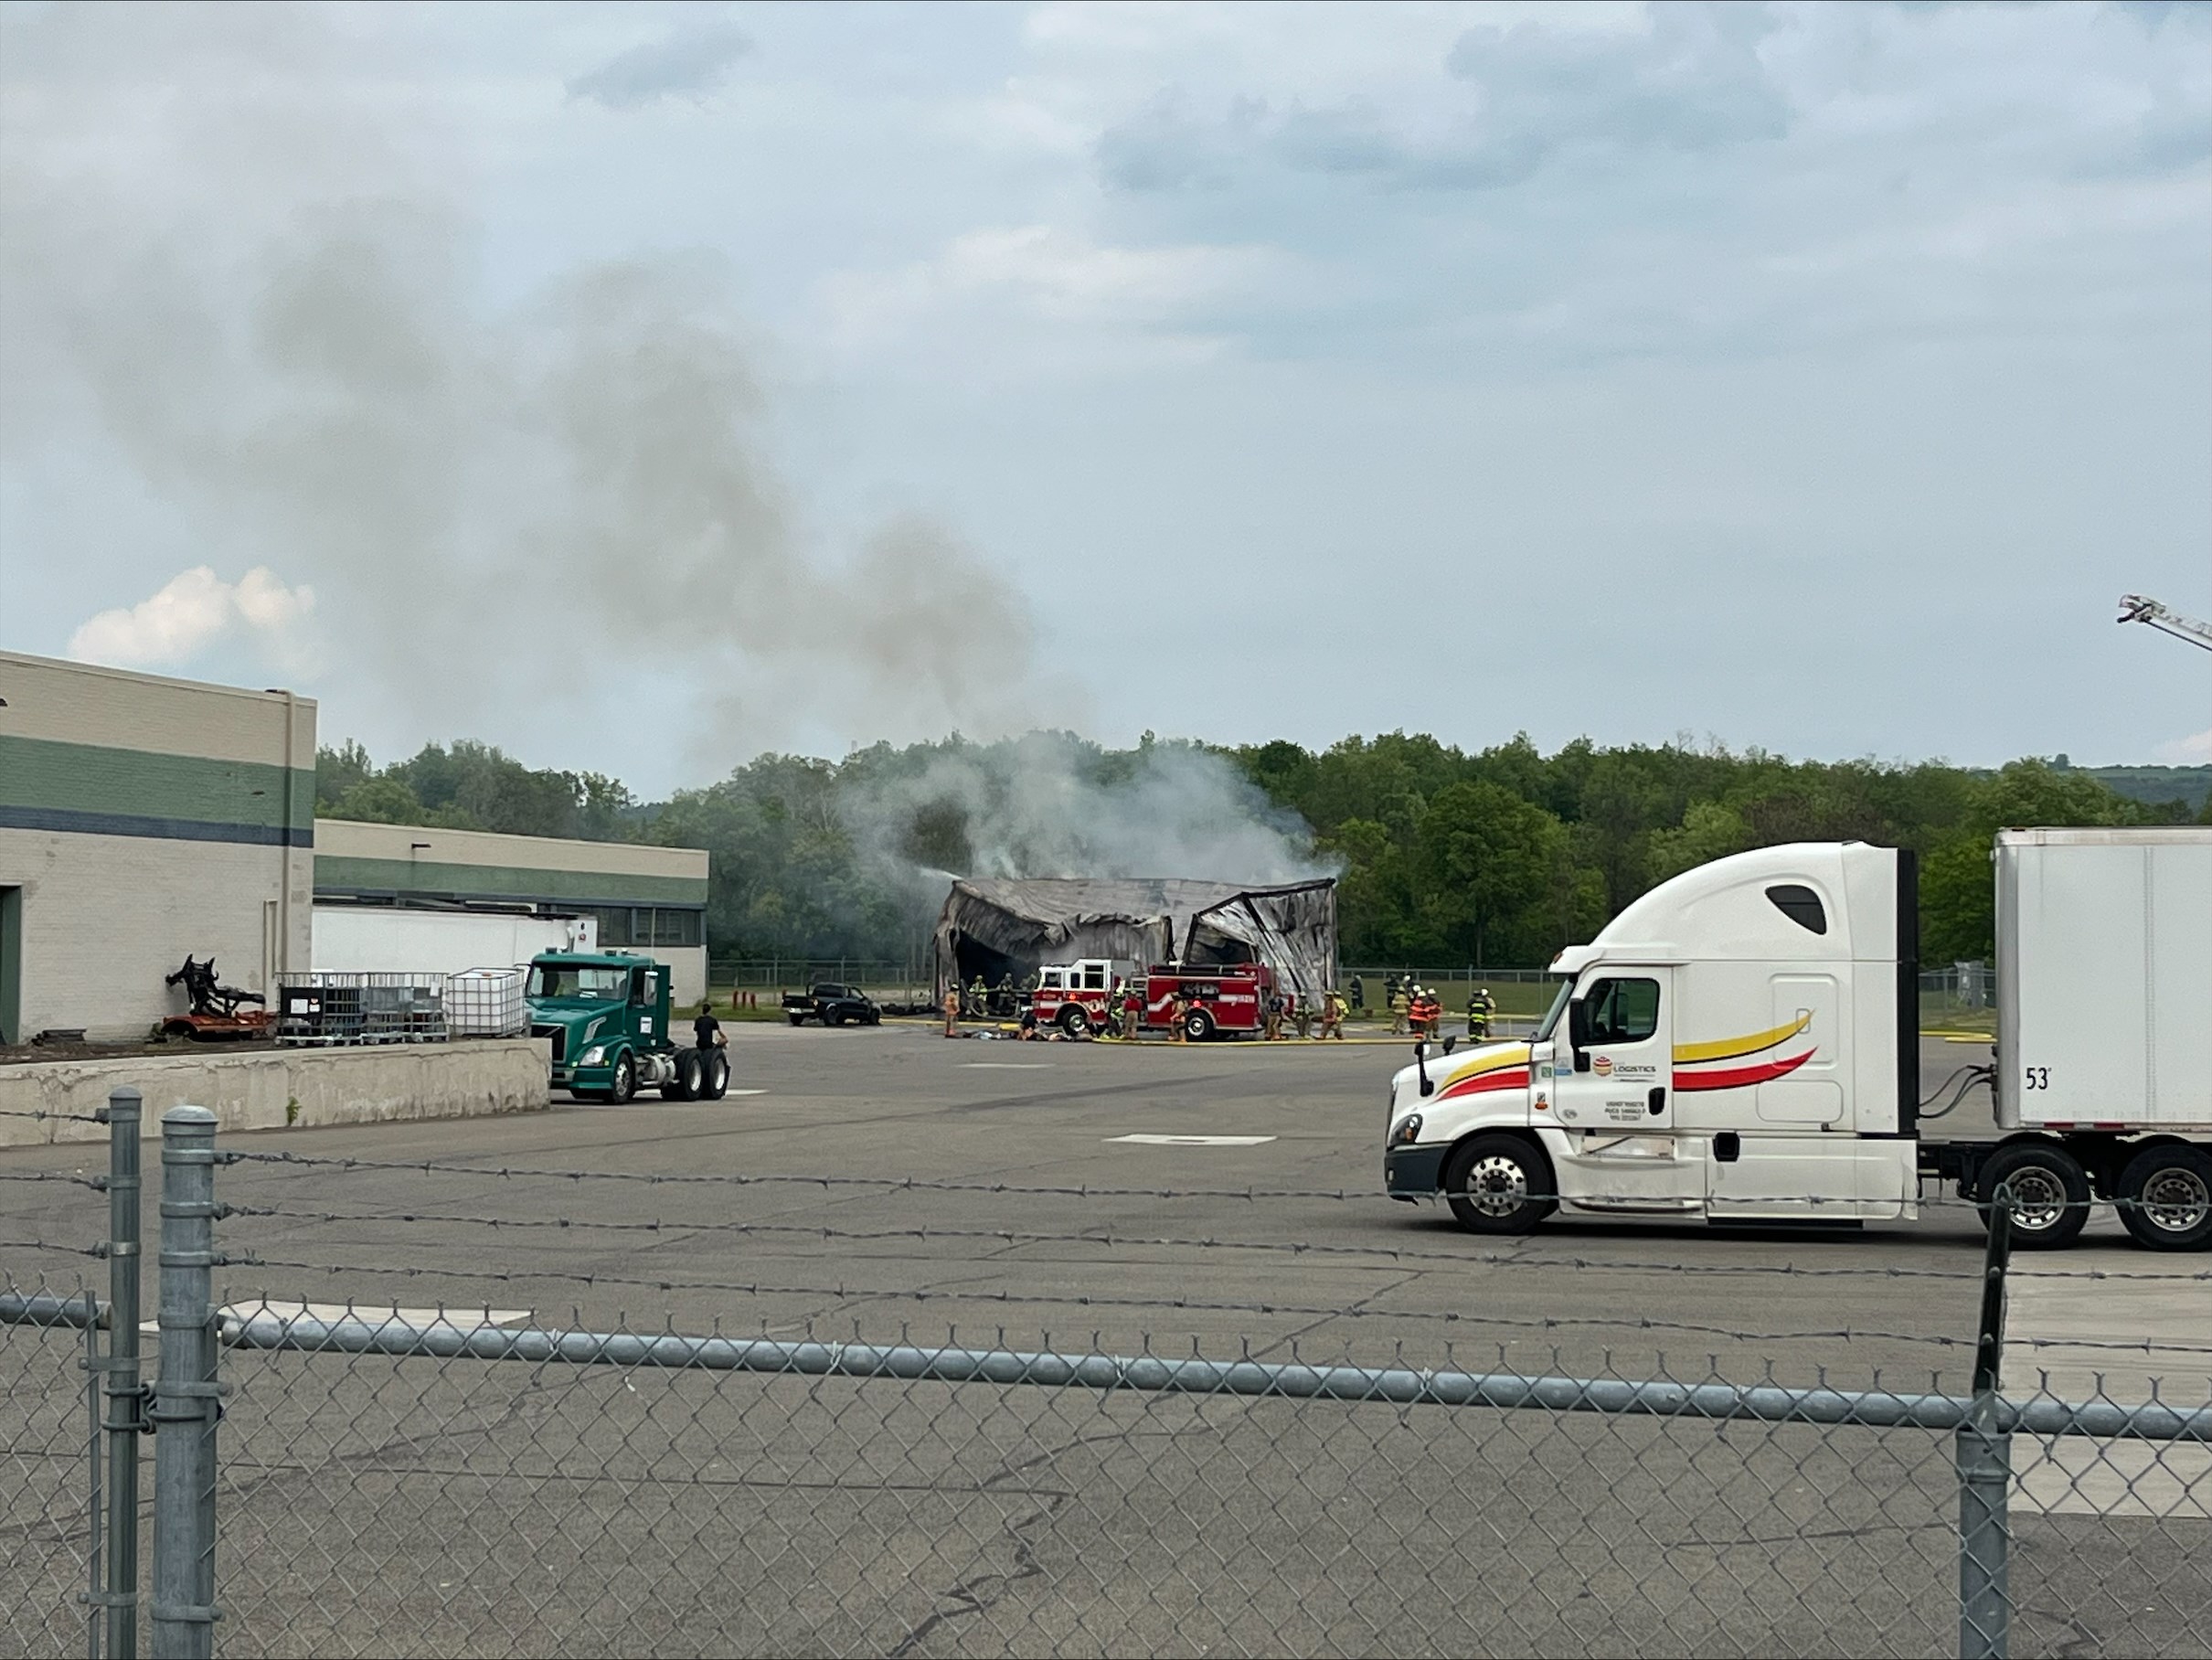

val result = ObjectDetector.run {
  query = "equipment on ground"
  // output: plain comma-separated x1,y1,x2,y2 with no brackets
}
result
159,955,273,1042
1383,828,2212,1251
781,983,883,1027
526,951,728,1102
2118,592,2212,653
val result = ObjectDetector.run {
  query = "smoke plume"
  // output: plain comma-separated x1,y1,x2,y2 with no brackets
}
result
3,4,1037,761
4,5,1325,899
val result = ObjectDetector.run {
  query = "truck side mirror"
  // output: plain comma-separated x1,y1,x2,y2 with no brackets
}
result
1568,999,1591,1073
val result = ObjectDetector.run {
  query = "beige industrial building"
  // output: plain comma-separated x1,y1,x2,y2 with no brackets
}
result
314,820,709,1004
0,651,316,1043
0,650,713,1044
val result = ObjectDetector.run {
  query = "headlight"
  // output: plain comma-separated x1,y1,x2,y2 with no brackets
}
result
580,1045,608,1066
1389,1113,1423,1146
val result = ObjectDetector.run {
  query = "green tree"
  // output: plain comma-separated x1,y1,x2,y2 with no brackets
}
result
1414,781,1565,968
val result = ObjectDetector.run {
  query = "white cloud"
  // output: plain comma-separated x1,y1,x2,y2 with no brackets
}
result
2156,728,2212,765
820,223,1285,365
69,566,315,671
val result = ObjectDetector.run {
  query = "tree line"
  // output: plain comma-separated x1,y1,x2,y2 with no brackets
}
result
315,733,2209,970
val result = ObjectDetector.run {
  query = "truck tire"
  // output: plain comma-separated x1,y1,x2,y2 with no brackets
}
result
1443,1133,1557,1236
1979,1142,2090,1250
788,1013,805,1027
698,1050,730,1100
661,1048,701,1102
1058,1005,1090,1037
2115,1144,2212,1251
827,1009,845,1027
1182,1007,1214,1042
608,1053,636,1106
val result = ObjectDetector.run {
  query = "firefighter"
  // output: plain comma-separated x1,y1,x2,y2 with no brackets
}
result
1349,974,1365,1014
1319,989,1346,1039
995,973,1016,1016
1291,993,1312,1039
942,984,961,1038
967,974,987,1018
1121,982,1143,1039
1388,984,1410,1036
1468,985,1495,1040
1166,989,1188,1043
1262,992,1282,1042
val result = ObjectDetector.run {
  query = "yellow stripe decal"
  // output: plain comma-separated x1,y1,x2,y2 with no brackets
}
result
1440,1044,1531,1088
1673,1012,1811,1066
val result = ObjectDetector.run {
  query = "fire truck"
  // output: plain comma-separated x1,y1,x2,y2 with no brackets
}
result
1030,959,1278,1039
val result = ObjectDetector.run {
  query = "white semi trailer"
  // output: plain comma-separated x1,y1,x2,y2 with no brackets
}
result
1383,827,2212,1251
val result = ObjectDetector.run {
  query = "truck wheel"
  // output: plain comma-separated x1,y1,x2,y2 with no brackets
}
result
2116,1144,2212,1251
661,1049,701,1102
1979,1143,2090,1250
1443,1133,1557,1236
787,1013,805,1027
608,1053,636,1106
698,1051,730,1101
1182,1007,1214,1042
1058,1006,1090,1037
827,1010,845,1027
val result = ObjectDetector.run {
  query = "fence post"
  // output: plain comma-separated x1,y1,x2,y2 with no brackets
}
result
101,1086,144,1660
151,1106,220,1660
81,1287,102,1660
1958,1185,2013,1660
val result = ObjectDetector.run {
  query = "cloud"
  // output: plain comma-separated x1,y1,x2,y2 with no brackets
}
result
2156,728,2212,765
566,21,750,111
69,566,315,670
820,223,1286,362
1097,6,1789,200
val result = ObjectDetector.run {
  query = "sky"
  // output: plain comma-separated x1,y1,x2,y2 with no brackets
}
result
2,0,2207,797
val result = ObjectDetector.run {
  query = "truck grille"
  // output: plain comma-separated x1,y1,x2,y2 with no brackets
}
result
532,1024,566,1064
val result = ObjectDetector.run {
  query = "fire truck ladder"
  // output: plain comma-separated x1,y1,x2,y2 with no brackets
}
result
2118,593,2212,654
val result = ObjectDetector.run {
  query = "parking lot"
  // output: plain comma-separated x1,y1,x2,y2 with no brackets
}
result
0,1024,2175,1380
6,1027,2207,1659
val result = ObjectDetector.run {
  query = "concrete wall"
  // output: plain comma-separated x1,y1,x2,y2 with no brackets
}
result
0,652,316,1044
0,1038,548,1149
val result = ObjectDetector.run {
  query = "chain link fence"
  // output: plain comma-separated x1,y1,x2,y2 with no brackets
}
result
4,1091,2208,1659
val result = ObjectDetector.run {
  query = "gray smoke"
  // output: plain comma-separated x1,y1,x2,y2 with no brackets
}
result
3,5,1326,896
1,5,1038,761
835,730,1335,937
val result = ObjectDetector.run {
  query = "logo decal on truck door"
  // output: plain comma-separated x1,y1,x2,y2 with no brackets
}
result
1672,1010,1815,1093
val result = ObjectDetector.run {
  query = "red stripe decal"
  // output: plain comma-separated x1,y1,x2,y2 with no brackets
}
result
1438,1068,1529,1103
1673,1050,1815,1092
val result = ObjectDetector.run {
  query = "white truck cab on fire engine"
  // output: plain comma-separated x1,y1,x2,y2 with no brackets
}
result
1384,830,2212,1251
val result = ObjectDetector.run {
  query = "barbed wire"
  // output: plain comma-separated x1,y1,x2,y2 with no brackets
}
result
211,1250,2212,1357
0,1107,106,1124
222,1202,2003,1282
218,1148,2168,1215
0,1170,108,1190
215,1251,1966,1346
222,1150,1398,1203
0,1236,104,1261
220,1201,2211,1283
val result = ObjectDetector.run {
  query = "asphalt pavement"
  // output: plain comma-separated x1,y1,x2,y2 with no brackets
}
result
3,1025,2202,1659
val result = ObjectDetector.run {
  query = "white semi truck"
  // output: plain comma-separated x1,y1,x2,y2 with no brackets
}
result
1383,827,2212,1251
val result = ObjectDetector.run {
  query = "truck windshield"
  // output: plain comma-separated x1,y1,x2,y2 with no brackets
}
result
1534,979,1573,1042
527,965,628,1001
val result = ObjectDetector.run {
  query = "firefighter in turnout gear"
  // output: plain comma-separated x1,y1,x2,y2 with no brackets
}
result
1388,984,1410,1036
1468,986,1496,1040
966,974,987,1018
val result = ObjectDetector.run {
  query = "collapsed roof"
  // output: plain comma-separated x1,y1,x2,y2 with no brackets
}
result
934,877,1339,998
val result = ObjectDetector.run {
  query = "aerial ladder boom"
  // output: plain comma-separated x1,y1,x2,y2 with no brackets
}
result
2117,594,2212,654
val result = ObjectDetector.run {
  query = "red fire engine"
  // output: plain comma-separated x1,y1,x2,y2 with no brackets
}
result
1029,959,1277,1039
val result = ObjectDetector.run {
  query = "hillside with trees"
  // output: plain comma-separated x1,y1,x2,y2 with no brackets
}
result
316,734,2209,971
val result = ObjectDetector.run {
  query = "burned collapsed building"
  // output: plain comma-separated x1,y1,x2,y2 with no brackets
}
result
932,877,1338,1002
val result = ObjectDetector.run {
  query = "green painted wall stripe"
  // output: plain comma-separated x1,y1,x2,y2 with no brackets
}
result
314,854,707,908
0,734,314,835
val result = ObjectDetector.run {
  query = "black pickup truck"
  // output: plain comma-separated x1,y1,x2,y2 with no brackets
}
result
781,984,882,1027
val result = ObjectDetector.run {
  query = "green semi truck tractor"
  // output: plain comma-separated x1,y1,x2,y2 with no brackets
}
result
524,952,729,1102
